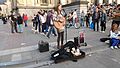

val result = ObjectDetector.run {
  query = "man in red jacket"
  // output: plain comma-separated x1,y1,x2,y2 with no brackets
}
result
23,14,28,27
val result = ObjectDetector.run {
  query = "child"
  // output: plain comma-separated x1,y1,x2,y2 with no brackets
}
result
110,23,120,49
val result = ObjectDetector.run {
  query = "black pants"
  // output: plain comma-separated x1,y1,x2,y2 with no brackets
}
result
86,20,89,27
10,21,18,33
101,21,106,31
35,22,41,32
33,22,35,27
42,23,46,33
57,31,64,47
93,19,99,31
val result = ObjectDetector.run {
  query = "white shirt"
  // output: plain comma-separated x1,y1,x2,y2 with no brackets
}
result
110,30,120,38
73,11,77,19
39,15,46,24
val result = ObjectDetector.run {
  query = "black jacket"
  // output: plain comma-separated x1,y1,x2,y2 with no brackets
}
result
17,16,23,24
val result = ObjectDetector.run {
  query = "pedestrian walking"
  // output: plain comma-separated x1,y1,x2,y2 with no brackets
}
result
92,7,100,31
8,12,18,33
46,10,57,38
23,14,28,27
2,14,7,24
40,10,47,35
34,12,41,33
72,9,77,26
80,10,85,27
100,9,107,33
17,14,23,33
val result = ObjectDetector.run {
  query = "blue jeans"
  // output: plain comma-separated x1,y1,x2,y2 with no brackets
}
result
18,24,23,32
80,18,84,27
72,18,76,26
45,25,49,32
24,20,28,27
47,26,56,37
111,38,120,47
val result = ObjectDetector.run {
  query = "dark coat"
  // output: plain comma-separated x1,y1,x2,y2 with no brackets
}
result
17,16,23,24
92,11,100,20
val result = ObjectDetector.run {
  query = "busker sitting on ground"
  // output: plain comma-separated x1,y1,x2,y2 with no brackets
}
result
110,23,120,49
51,41,85,63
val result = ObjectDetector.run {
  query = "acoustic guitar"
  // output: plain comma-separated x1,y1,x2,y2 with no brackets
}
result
54,17,66,32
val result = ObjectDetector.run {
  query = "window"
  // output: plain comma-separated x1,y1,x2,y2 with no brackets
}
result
34,0,40,5
41,0,48,6
17,0,24,5
37,0,39,4
41,0,47,4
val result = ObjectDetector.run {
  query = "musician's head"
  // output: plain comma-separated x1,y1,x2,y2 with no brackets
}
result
56,4,62,14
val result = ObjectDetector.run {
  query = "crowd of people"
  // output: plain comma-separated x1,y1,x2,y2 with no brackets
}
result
31,3,120,49
4,12,28,33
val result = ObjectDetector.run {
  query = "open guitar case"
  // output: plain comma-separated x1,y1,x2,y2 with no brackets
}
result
50,41,85,63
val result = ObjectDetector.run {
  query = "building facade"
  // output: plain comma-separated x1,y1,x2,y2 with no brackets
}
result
1,0,120,17
10,0,59,18
87,0,120,5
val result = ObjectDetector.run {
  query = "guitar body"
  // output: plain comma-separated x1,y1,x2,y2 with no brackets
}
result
54,17,66,32
54,21,64,29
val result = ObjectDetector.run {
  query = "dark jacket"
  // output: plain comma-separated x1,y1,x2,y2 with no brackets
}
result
101,12,107,22
17,16,23,24
92,11,100,20
46,12,53,26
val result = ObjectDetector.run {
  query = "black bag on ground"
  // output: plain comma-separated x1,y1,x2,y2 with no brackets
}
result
38,41,49,52
100,38,110,42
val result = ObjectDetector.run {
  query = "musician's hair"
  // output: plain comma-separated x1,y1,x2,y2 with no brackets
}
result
56,4,62,14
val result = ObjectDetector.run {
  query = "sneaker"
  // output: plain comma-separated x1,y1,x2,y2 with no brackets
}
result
100,31,102,33
110,46,114,49
105,40,109,44
102,31,105,33
114,46,118,49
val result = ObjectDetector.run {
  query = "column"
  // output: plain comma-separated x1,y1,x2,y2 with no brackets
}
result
11,0,17,8
31,0,34,6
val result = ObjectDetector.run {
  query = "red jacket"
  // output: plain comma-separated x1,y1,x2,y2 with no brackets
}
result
23,15,28,21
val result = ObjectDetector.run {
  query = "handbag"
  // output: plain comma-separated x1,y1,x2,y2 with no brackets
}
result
38,41,49,52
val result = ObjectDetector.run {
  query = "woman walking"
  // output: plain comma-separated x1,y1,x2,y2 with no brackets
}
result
17,14,23,33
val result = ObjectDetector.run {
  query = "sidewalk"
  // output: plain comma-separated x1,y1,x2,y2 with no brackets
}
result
0,33,110,68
